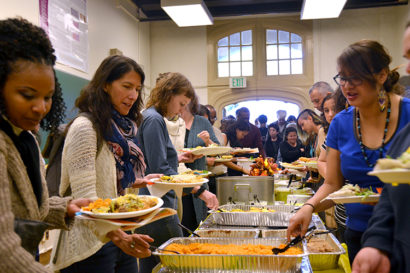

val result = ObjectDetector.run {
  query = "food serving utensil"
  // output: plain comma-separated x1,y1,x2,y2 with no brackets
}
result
150,245,180,254
272,226,316,255
177,223,200,237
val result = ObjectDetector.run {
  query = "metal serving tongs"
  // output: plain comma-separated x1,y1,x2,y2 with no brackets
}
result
150,245,180,254
177,223,200,237
272,226,316,255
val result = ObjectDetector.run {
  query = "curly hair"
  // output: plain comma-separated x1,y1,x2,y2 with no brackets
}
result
146,72,195,116
75,55,145,138
0,18,65,133
337,40,403,94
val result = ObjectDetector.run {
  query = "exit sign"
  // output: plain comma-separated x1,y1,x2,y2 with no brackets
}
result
230,77,246,88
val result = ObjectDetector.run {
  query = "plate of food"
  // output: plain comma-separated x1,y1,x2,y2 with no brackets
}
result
181,169,212,177
181,144,232,156
368,148,410,184
231,147,259,154
80,194,163,219
324,184,380,204
280,162,305,170
150,174,209,186
297,157,318,169
214,155,233,162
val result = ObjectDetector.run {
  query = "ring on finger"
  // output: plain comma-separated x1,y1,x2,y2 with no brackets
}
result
130,242,135,248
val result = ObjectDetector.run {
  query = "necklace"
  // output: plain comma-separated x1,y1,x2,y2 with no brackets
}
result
356,96,391,168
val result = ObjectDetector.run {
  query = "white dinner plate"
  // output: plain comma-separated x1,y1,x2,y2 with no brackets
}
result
299,161,318,169
280,162,305,170
150,178,209,187
182,146,232,156
368,169,410,184
325,194,380,204
80,195,163,219
231,148,259,154
214,158,232,163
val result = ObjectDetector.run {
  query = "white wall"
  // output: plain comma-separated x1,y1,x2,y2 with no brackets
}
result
0,0,150,85
313,5,410,89
150,21,208,103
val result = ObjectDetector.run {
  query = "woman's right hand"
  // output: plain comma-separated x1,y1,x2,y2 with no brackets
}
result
107,229,154,258
178,151,203,163
287,205,314,241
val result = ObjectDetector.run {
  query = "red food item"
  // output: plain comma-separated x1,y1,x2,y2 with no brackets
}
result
249,156,278,176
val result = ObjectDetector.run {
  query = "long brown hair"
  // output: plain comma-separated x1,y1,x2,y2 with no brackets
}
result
146,72,195,116
337,40,402,94
75,55,145,138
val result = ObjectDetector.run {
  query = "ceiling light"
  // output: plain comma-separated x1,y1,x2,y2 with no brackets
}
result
301,0,347,20
161,0,213,27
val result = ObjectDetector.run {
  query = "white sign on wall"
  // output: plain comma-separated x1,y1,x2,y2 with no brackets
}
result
39,0,88,72
229,77,247,88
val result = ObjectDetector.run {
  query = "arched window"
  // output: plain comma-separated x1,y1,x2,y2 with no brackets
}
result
266,30,303,75
217,30,253,77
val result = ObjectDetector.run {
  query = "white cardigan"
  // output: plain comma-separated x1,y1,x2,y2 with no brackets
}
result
51,116,117,270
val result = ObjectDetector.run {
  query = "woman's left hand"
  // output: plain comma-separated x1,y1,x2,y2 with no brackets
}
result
198,190,219,210
131,173,163,188
107,229,154,258
179,151,203,163
197,130,211,146
66,198,92,218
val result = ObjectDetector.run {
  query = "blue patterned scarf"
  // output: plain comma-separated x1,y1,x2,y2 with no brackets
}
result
105,110,146,195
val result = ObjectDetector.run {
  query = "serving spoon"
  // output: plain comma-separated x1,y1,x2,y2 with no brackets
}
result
150,245,180,254
272,226,316,255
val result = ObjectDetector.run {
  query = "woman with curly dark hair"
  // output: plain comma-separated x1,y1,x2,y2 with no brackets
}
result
52,55,159,273
0,18,90,272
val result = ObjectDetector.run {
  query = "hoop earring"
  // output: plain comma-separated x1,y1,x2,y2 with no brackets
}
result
345,101,349,110
378,88,387,112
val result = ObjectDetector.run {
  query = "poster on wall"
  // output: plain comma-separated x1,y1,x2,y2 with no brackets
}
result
39,0,88,72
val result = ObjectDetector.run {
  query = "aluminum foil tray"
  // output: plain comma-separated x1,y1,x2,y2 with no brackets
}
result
154,237,306,273
195,229,259,238
305,233,345,271
261,229,288,238
212,204,295,227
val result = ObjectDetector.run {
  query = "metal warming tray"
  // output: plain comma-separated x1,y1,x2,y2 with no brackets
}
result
153,237,306,273
305,233,345,270
261,229,288,238
195,229,259,238
212,204,294,227
216,176,275,205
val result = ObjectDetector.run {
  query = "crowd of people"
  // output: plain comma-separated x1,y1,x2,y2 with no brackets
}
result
0,16,409,273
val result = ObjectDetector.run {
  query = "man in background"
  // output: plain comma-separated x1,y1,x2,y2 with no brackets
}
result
257,114,268,146
308,81,334,112
272,110,288,141
236,107,265,157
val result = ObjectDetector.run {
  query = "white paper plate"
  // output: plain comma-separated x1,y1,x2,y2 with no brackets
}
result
182,146,232,156
232,148,259,154
325,194,380,204
150,178,208,186
368,169,410,184
280,162,305,170
80,195,164,219
299,161,318,169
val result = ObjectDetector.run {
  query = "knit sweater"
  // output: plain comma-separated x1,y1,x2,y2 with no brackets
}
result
51,116,117,270
0,130,71,273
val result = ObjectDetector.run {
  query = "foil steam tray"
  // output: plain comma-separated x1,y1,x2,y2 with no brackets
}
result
194,229,260,238
153,237,306,273
212,204,295,227
305,233,345,271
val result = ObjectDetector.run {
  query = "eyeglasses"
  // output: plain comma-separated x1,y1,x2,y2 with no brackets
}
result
333,74,363,87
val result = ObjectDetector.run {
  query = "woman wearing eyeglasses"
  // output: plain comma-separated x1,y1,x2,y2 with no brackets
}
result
287,40,410,263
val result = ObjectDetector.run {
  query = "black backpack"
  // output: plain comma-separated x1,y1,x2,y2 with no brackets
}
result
42,113,102,197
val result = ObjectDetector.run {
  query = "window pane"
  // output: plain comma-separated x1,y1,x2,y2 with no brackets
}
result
218,36,228,46
242,46,252,61
279,60,290,75
230,32,240,46
291,33,302,43
242,30,252,45
266,29,277,44
266,45,277,60
278,30,289,43
218,63,229,77
218,47,229,62
267,60,278,75
291,59,303,74
230,46,241,61
291,43,302,59
242,61,253,76
230,62,241,76
278,44,290,59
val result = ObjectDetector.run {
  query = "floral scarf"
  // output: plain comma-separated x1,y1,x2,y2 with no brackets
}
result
105,110,146,195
